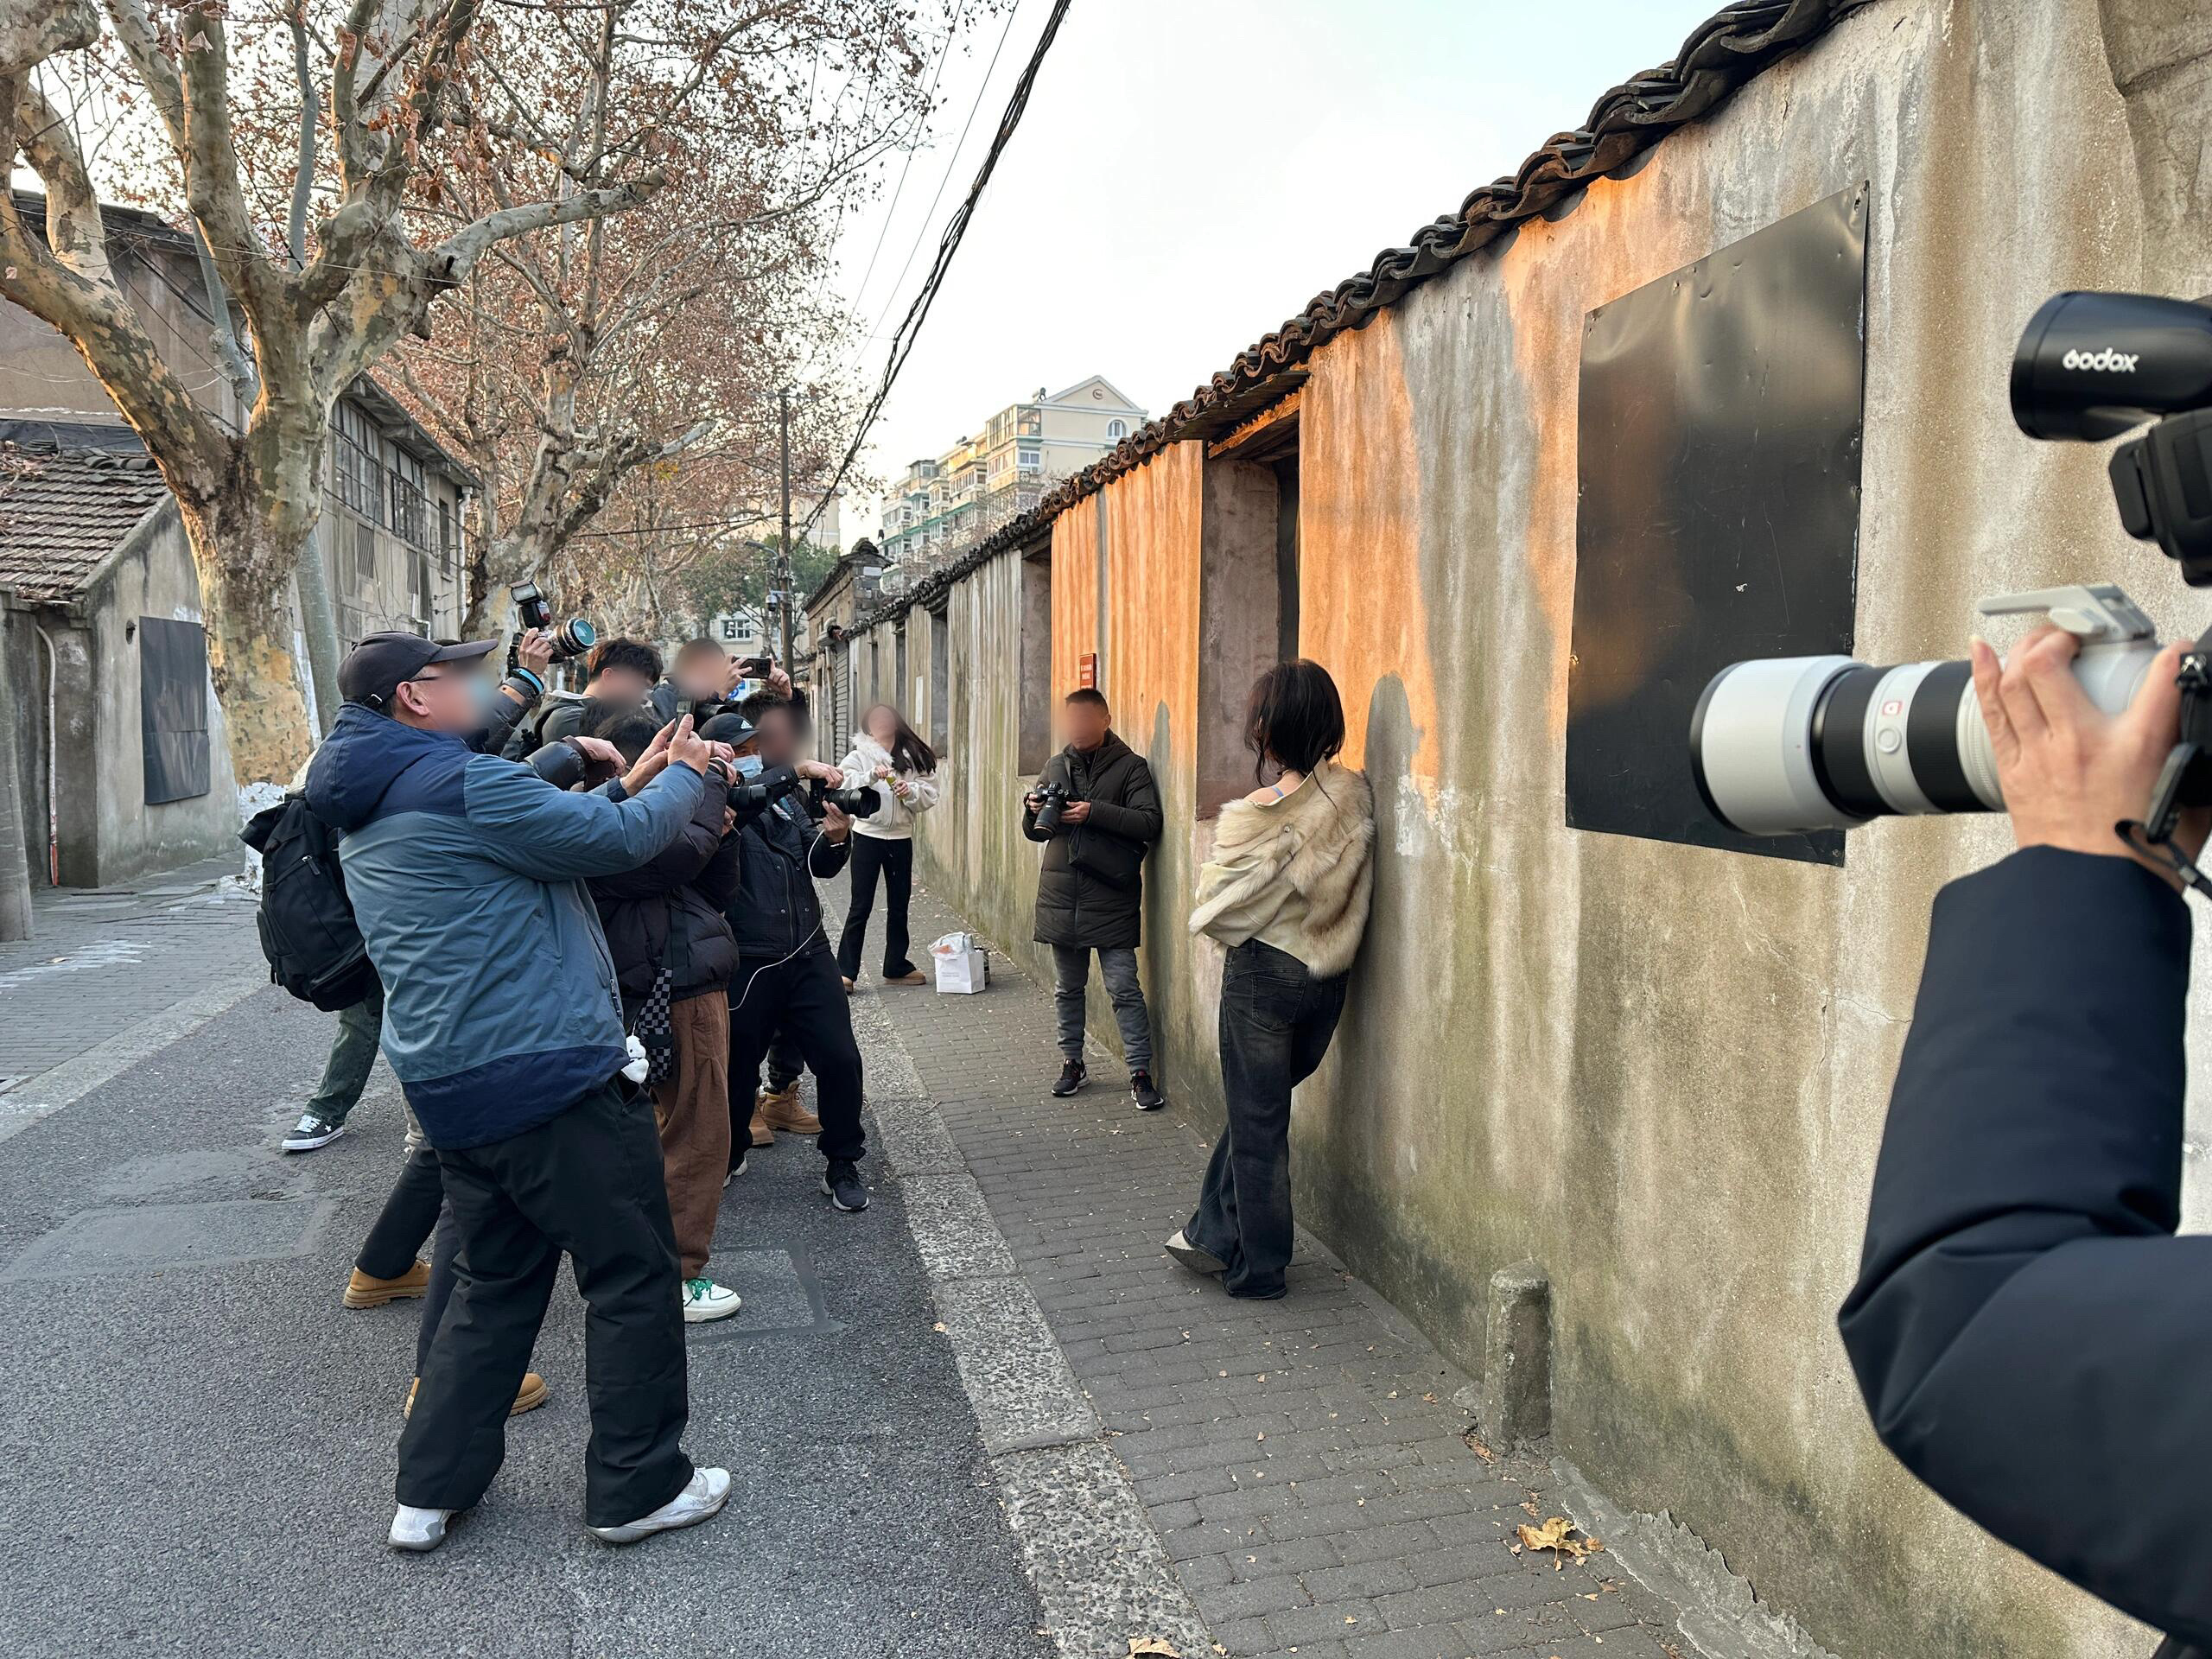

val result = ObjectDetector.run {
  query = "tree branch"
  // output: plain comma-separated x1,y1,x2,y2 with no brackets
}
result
429,170,666,287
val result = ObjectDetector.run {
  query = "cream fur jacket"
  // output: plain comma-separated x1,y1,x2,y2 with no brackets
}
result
1187,760,1375,978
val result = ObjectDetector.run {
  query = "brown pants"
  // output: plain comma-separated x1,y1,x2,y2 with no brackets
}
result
654,988,732,1279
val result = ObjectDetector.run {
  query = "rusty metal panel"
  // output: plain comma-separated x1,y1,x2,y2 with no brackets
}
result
1566,185,1866,863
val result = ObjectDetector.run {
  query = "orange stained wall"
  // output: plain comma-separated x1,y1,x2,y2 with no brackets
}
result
1048,440,1204,772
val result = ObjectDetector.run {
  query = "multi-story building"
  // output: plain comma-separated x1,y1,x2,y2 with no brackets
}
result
877,376,1144,567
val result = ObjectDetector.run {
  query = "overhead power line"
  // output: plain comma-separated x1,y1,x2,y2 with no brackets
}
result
797,0,1072,547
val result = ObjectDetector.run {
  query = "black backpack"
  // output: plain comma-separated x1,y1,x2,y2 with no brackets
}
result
239,796,376,1010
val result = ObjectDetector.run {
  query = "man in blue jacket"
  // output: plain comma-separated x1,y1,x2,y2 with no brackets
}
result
1840,622,2212,1654
305,632,729,1554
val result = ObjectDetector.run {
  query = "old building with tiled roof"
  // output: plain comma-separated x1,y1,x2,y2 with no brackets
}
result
0,193,478,887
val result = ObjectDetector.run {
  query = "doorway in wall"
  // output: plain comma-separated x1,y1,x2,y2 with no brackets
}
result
1197,401,1300,815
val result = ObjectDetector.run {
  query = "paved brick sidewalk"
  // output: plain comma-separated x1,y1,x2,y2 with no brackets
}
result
854,876,1688,1659
0,854,264,1090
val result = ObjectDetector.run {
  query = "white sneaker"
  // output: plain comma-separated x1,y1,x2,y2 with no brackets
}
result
1164,1230,1226,1275
389,1503,454,1551
587,1465,732,1545
681,1279,742,1323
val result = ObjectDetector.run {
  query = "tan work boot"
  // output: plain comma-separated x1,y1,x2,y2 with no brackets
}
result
748,1103,773,1148
345,1260,430,1308
404,1372,549,1418
886,970,928,986
758,1082,822,1135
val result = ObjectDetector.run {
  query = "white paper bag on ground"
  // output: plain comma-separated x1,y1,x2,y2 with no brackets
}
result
930,931,989,995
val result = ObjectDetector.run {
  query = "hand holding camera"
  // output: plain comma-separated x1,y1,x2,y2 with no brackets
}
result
1969,625,2209,886
515,627,555,680
1027,779,1075,834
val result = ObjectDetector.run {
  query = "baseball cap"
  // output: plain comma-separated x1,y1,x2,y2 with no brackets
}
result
339,632,499,709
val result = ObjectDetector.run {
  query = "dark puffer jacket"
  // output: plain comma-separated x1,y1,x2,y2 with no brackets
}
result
726,789,849,959
590,781,741,1010
1024,730,1162,950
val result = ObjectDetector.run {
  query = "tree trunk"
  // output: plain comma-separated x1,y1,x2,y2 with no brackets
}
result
175,486,316,788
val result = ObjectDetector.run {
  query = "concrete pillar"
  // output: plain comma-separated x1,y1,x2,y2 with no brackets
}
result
0,594,31,939
1481,1261,1552,1446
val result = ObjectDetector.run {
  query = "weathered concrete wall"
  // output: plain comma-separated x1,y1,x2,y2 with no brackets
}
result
889,4,2201,1653
75,510,238,885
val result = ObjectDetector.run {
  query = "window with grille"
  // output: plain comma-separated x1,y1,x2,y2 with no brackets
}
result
333,405,384,520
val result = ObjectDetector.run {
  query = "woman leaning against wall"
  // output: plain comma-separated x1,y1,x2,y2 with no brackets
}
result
1166,660,1376,1300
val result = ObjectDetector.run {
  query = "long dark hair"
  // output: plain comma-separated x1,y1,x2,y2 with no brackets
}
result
861,702,938,774
1246,659,1344,780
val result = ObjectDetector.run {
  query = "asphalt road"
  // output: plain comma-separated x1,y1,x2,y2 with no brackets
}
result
0,983,1052,1659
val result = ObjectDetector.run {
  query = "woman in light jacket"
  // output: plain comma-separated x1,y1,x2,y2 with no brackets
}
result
1167,660,1375,1300
836,702,943,990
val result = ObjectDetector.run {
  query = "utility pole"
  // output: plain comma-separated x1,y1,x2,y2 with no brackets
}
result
777,385,795,670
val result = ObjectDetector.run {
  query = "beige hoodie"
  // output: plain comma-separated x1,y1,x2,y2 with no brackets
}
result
839,733,942,840
1187,760,1375,977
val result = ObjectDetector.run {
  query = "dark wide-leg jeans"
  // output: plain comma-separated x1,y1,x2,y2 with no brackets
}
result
397,1078,691,1528
836,834,918,980
1186,940,1349,1300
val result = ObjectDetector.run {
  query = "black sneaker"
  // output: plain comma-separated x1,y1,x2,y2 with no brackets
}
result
1131,1071,1166,1112
282,1112,346,1153
822,1159,869,1212
1052,1061,1087,1097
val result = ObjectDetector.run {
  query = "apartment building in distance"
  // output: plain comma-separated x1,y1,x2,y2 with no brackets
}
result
877,375,1144,568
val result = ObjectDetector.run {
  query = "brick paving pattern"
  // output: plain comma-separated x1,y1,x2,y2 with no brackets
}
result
0,855,263,1089
861,878,1687,1659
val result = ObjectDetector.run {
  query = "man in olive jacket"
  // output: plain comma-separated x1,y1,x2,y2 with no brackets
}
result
1024,688,1166,1110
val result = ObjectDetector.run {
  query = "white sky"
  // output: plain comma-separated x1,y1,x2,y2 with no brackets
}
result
825,0,1728,542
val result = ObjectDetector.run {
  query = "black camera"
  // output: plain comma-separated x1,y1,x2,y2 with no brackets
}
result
811,779,880,818
509,581,597,662
726,764,803,817
1028,779,1072,834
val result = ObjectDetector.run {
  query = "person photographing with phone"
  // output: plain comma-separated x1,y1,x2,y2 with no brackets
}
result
1839,621,2212,1653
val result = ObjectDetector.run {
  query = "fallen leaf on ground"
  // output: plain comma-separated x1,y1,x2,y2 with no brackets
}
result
931,1322,947,1333
1422,1392,1439,1403
1128,1641,1179,1657
1516,1516,1603,1569
1462,1430,1497,1462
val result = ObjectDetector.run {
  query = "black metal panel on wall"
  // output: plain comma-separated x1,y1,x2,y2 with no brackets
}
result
1566,185,1867,865
139,615,212,804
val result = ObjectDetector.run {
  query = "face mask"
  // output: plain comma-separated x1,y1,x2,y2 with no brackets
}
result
734,753,765,779
468,677,503,728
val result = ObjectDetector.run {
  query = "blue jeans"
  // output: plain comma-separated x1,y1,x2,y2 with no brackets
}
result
1185,940,1348,1299
1052,945,1153,1073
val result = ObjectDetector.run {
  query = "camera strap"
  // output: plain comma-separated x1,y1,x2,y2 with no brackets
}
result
2118,623,2212,898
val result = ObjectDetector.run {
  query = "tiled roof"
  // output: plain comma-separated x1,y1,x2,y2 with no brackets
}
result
0,448,174,602
842,0,1868,636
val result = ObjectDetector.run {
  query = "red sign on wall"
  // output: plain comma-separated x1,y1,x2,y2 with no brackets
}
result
1078,652,1098,689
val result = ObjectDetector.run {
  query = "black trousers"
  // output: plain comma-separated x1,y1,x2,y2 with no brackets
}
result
836,835,916,979
728,944,865,1167
356,1147,442,1280
765,1027,803,1093
1186,940,1349,1300
397,1079,691,1527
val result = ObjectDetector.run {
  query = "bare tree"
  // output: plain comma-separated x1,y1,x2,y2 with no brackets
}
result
385,0,955,639
0,0,667,783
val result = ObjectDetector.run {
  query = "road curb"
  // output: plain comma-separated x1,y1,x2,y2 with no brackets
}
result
0,971,268,1144
853,992,1216,1659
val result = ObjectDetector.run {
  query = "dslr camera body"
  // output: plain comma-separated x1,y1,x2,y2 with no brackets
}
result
1693,291,2212,850
1027,779,1074,835
509,581,597,664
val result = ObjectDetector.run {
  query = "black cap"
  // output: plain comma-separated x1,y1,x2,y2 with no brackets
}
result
339,632,499,709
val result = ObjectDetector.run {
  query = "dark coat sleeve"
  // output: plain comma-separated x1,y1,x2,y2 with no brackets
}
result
694,810,741,910
594,780,723,899
1086,754,1162,845
800,804,852,880
1837,846,2212,1645
472,686,532,757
